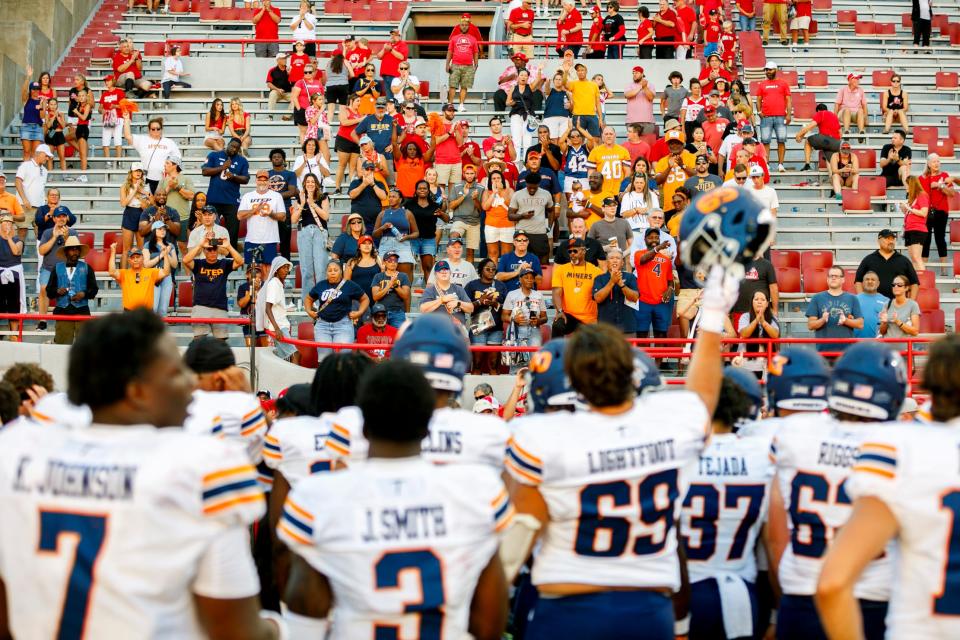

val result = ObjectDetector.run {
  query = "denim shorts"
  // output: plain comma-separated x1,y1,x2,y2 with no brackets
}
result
572,114,601,138
38,268,52,288
408,237,436,257
20,123,43,141
635,300,674,333
470,328,504,345
760,116,788,144
273,326,298,361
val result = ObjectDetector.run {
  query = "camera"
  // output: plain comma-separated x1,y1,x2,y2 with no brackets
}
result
209,238,222,248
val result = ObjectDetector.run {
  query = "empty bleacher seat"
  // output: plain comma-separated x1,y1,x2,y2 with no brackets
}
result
951,219,960,245
871,70,894,89
538,264,553,291
916,270,936,290
916,287,940,312
776,267,801,293
297,322,318,369
792,92,817,120
837,10,857,25
842,189,872,213
770,249,800,270
954,253,960,277
913,126,939,145
801,250,833,271
177,281,193,308
928,140,955,159
936,72,959,90
102,231,122,252
843,269,857,294
804,70,829,88
859,176,886,199
143,42,166,57
854,21,876,37
920,309,945,334
803,267,829,294
76,232,95,250
85,249,110,273
852,149,876,171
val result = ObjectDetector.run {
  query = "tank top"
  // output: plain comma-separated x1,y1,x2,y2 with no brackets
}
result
336,108,360,140
22,97,42,125
348,261,381,304
543,89,570,119
208,113,225,132
564,144,589,179
836,154,852,172
381,207,410,235
299,193,330,230
886,90,904,110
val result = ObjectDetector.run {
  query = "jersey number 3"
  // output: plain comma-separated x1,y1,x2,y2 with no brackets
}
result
37,511,108,640
374,550,445,640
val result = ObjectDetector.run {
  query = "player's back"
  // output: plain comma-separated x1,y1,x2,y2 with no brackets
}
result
278,457,510,639
0,421,264,639
184,389,268,463
262,415,332,483
681,432,774,583
847,422,960,639
421,407,509,469
506,390,708,589
773,413,891,600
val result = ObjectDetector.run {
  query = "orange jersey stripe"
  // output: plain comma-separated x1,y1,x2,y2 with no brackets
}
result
203,465,257,484
202,493,264,515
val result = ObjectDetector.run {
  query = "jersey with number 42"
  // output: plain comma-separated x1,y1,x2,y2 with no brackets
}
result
846,421,960,639
772,413,892,600
278,457,512,639
0,421,265,639
507,390,708,589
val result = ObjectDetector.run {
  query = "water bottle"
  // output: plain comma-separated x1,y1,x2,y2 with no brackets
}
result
391,226,402,239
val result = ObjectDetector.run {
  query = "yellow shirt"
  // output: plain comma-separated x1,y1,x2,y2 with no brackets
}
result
654,151,696,213
552,261,602,323
582,188,615,229
0,192,25,227
569,79,600,116
587,145,631,196
119,268,161,310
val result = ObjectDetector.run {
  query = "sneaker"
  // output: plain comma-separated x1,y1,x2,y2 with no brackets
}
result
457,103,466,113
777,163,786,173
800,163,812,171
762,39,769,46
77,175,88,183
281,114,292,121
37,321,47,331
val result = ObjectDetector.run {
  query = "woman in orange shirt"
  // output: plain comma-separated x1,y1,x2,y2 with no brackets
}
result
353,63,380,115
394,141,426,198
481,170,515,262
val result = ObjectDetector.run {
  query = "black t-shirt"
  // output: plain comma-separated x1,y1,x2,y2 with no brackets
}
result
192,258,235,310
732,258,777,314
525,143,563,171
268,66,292,92
879,143,911,180
405,197,442,239
464,278,509,331
854,249,919,299
348,178,387,227
602,13,626,41
553,236,605,267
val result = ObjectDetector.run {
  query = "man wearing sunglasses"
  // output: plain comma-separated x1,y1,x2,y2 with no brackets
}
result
376,28,409,101
721,162,750,189
182,236,244,339
107,243,173,312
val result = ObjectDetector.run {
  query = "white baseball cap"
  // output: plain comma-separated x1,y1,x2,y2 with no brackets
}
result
35,144,52,157
749,165,765,178
764,61,778,70
130,161,145,172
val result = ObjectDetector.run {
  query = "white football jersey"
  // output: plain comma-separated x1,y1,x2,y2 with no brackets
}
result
184,390,268,463
262,415,334,484
277,457,511,640
507,390,709,589
846,421,960,639
0,421,264,639
680,433,774,584
772,413,892,600
24,392,92,429
321,406,367,463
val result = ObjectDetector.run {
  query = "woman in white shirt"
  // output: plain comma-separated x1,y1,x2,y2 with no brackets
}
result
292,137,331,190
290,0,317,57
620,173,660,240
160,45,191,100
122,115,180,193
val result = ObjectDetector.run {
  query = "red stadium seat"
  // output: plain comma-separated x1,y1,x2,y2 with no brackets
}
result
948,115,960,145
842,189,872,213
901,13,913,28
928,140,955,159
76,232,95,250
920,309,945,334
168,0,190,12
804,70,829,88
859,176,886,199
956,308,960,333
854,21,876,36
916,287,940,311
326,0,344,12
801,250,833,271
932,14,949,31
949,192,960,213
297,322,318,369
780,70,798,87
770,249,800,269
389,2,408,21
954,253,960,277
792,92,817,120
802,267,829,294
540,324,552,344
871,70,894,89
177,281,193,308
295,265,302,289
738,31,766,70
198,6,221,21
913,126,939,145
289,230,298,254
419,80,430,98
876,23,896,36
143,42,166,57
837,10,857,25
852,149,876,171
168,41,191,56
812,0,831,11
102,231,122,252
936,72,959,90
776,267,801,293
843,269,857,294
538,264,553,291
917,269,936,290
951,23,960,46
85,249,109,272
951,219,960,243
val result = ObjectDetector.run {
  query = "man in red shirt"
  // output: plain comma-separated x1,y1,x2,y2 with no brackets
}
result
736,0,756,32
252,0,281,58
698,54,732,94
700,105,729,154
334,36,370,82
507,0,536,58
652,0,679,59
356,304,397,360
754,61,792,172
458,123,482,167
623,124,651,164
433,104,466,190
556,0,584,57
112,39,153,97
762,0,788,45
674,0,697,59
376,29,408,102
446,20,481,112
794,103,841,171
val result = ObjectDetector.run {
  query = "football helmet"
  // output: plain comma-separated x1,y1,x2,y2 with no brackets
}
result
766,348,831,414
632,348,665,395
828,342,908,421
391,314,471,392
527,339,578,413
679,187,775,272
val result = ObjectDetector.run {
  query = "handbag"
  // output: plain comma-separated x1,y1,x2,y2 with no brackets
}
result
470,308,496,336
517,87,540,133
501,321,531,367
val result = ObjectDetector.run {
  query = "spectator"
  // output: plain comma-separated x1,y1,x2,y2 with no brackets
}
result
551,237,602,334
482,171,515,261
447,166,485,262
623,124,652,165
507,0,536,58
557,0,584,57
402,178,444,279
450,12,483,47
324,54,354,124
806,265,863,352
393,141,427,199
496,228,542,293
14,145,50,241
33,189,71,246
371,251,411,327
854,229,920,299
901,175,931,274
289,0,317,57
293,138,330,193
267,148,298,260
878,275,921,339
586,127,631,199
0,175,25,247
619,67,658,137
347,160,387,236
290,173,330,296
482,116,516,162
829,141,860,198
734,289,779,376
761,0,788,46
290,63,325,143
748,165,780,216
789,0,813,45
343,235,383,318
508,173,554,263
431,104,465,192
633,227,677,341
592,247,639,333
41,98,67,171
636,6,655,58
567,64,604,142
0,214,24,337
256,256,298,363
507,71,537,160
305,261,368,357
223,98,252,154
541,74,572,143
602,1,626,58
44,235,97,345
518,152,561,213
355,303,398,360
731,254,778,323
654,130,695,217
144,221,179,317
96,75,125,164
288,40,311,85
493,53,544,114
331,212,365,263
717,121,753,174
389,63,420,104
881,74,910,134
158,155,195,253
19,71,45,162
187,205,229,253
465,258,508,372
138,188,181,244
835,73,868,142
621,171,659,223
502,269,547,367
722,163,749,188
911,0,932,50
737,0,756,31
699,91,734,125
427,233,477,287
879,129,912,188
201,137,249,248
446,26,480,114
674,0,696,58
585,5,605,59
107,243,172,312
755,62,791,172
252,0,281,58
526,126,563,173
419,259,473,326
376,28,408,98
354,97,397,182
557,217,605,267
160,45,191,100
122,116,180,193
203,98,226,151
652,0,679,59
701,8,723,58
919,154,955,268
684,156,722,193
679,79,707,140
238,169,286,268
795,103,842,171
335,36,371,83
266,54,292,118
118,163,150,261
855,271,888,338
181,238,243,338
588,196,633,251
113,39,153,98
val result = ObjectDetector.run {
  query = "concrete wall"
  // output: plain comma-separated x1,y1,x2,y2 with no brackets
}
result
0,0,100,139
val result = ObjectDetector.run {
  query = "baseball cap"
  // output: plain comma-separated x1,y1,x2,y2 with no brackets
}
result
29,82,40,90
53,207,69,217
518,267,536,277
742,137,758,145
664,118,681,131
878,228,897,238
35,144,53,157
527,151,541,159
602,196,618,206
358,135,373,145
666,130,683,142
632,65,644,73
389,27,400,34
695,155,709,164
704,105,717,114
414,117,426,126
184,336,236,373
434,259,451,272
201,205,217,215
255,168,270,178
275,52,287,59
708,90,720,97
840,141,852,151
167,154,182,168
130,161,144,172
151,220,166,231
764,61,778,70
359,234,374,245
362,160,376,169
127,247,144,257
513,229,529,239
568,237,585,248
708,53,721,61
383,250,400,260
448,234,463,245
472,397,498,414
371,303,388,315
461,12,471,19
512,52,528,62
847,72,862,80
749,165,765,177
739,123,755,133
375,96,388,107
0,213,13,223
0,173,6,181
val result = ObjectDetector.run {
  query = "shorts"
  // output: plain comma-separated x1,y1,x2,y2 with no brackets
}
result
334,135,360,155
45,131,66,146
525,233,550,260
777,594,887,640
760,116,788,144
75,124,89,141
273,326,298,361
484,225,516,244
377,235,416,264
448,64,476,90
790,15,812,30
101,123,123,147
471,328,504,345
241,322,266,338
635,300,673,333
326,84,350,106
543,116,570,139
409,237,437,257
122,206,144,232
564,176,588,193
526,590,673,640
449,220,481,251
192,305,229,339
904,229,927,246
0,278,20,314
204,130,223,142
690,577,758,640
433,163,462,186
808,134,841,153
293,107,307,127
244,241,278,265
676,288,702,320
38,268,52,289
254,42,279,58
572,114,601,138
20,122,43,141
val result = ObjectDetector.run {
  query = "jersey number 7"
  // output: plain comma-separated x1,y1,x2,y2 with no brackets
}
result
37,511,108,640
682,483,766,561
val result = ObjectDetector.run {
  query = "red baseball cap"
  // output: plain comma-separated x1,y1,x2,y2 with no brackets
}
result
461,12,471,19
704,105,717,114
632,66,644,74
359,235,374,245
512,52,528,62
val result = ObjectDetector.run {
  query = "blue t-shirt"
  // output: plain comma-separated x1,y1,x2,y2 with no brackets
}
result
517,167,561,197
805,291,862,351
34,206,77,238
332,234,359,263
309,278,365,323
203,151,249,205
855,292,888,338
593,271,639,332
354,114,395,156
268,169,298,211
192,258,235,310
496,252,542,293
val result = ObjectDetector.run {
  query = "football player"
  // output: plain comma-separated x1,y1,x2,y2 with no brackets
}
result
0,309,283,639
526,339,579,414
768,342,907,640
680,371,775,640
817,334,960,639
278,360,511,639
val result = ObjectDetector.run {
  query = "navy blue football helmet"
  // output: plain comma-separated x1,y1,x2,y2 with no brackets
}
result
766,348,831,415
723,366,763,421
527,339,578,413
391,314,470,392
632,348,664,395
679,187,775,272
828,342,908,421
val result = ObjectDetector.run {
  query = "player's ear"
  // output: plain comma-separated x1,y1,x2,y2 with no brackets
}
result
211,371,228,392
